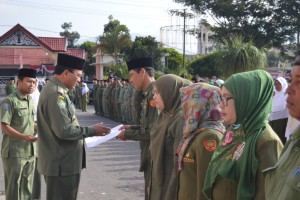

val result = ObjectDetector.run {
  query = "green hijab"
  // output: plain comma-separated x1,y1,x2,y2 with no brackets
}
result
203,70,273,200
150,74,191,186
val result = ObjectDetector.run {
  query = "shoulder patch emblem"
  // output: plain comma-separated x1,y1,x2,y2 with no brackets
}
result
149,99,156,107
204,140,217,151
3,102,10,110
57,96,66,108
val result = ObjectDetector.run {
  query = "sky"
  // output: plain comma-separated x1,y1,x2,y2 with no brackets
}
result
0,0,199,54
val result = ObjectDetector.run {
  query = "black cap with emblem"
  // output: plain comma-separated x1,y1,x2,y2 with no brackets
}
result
18,68,37,79
126,57,153,71
57,53,85,70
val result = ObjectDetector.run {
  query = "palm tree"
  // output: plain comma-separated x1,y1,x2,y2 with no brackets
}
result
218,36,267,79
97,16,132,64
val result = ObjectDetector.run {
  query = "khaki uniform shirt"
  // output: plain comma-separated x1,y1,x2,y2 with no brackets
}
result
1,90,35,158
264,125,300,200
37,77,96,176
177,129,223,200
211,126,283,200
125,83,159,172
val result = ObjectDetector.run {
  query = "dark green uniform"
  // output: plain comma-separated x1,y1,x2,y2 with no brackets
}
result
93,84,99,114
37,77,97,200
1,90,36,200
124,83,159,200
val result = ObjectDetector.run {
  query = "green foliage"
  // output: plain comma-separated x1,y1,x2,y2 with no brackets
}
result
217,37,267,79
274,1,300,44
97,15,132,63
161,48,183,73
189,52,222,78
124,36,163,70
59,22,80,48
173,0,285,48
80,41,97,78
106,64,129,79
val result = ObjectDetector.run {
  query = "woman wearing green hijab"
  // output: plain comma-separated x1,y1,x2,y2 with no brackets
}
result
203,70,283,200
148,74,191,200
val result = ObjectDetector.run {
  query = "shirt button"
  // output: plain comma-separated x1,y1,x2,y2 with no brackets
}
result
282,171,287,176
295,147,299,152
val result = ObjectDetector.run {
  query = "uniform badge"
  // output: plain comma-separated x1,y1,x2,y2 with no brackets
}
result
57,95,66,108
204,140,217,151
149,99,156,107
183,152,195,163
3,102,10,110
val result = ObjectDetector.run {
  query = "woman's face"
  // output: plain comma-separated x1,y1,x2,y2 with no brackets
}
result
153,86,165,111
274,80,282,92
220,86,237,125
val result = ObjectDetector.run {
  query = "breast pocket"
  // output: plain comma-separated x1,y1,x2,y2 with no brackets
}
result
17,108,29,116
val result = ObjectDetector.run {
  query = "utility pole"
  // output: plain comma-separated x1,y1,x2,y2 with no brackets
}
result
169,9,194,70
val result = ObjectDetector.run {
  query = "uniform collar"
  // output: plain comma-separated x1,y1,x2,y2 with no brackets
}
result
51,77,69,94
143,82,154,97
15,89,30,100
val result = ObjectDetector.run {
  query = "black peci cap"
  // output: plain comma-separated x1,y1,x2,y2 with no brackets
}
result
126,57,153,71
18,68,37,79
56,53,85,70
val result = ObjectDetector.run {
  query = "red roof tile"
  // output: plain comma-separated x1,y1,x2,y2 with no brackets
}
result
38,37,67,52
67,48,86,59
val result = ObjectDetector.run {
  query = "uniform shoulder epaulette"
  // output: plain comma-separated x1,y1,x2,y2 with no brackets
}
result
57,86,65,95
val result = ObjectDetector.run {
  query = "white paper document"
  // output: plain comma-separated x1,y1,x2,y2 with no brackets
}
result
85,124,123,148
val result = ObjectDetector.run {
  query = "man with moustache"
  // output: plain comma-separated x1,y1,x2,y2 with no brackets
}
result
37,53,111,200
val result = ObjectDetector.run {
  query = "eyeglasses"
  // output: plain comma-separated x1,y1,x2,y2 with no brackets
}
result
219,95,234,106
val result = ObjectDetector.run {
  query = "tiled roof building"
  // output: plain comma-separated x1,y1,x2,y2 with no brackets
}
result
0,24,86,77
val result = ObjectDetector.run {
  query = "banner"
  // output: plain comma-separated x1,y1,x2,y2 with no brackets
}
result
30,65,55,73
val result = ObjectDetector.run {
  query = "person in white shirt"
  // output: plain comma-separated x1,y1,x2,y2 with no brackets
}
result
269,77,289,143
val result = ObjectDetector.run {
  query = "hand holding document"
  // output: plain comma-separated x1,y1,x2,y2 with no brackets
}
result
85,124,123,148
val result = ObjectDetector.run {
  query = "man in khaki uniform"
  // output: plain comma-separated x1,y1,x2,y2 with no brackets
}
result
264,54,300,200
37,53,111,200
1,68,38,200
117,57,159,200
5,77,16,95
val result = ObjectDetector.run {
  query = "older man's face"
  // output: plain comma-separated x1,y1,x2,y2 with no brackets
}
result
286,65,300,120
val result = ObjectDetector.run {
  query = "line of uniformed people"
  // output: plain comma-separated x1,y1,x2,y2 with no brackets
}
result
89,77,143,124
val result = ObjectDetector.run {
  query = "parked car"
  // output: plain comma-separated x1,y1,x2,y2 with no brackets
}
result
85,81,94,104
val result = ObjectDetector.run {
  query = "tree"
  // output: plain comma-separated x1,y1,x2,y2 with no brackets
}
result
189,51,222,78
274,1,300,45
80,41,97,78
97,15,132,63
107,64,129,79
161,48,183,73
173,0,284,48
216,37,267,79
125,36,163,71
59,22,80,48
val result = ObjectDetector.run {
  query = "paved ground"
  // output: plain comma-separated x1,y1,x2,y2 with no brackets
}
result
0,95,144,200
